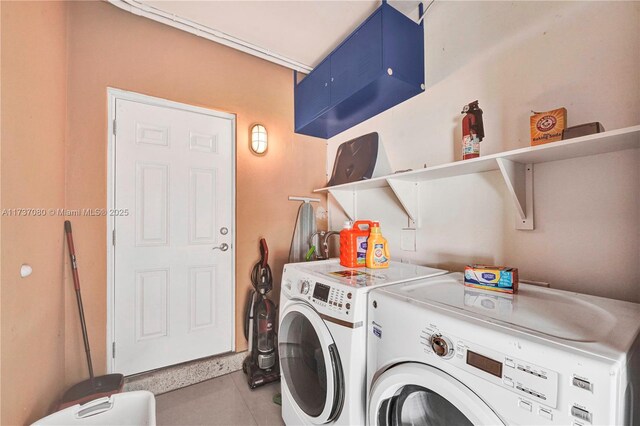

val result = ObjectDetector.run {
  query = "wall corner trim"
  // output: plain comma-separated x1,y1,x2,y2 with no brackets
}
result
106,0,314,73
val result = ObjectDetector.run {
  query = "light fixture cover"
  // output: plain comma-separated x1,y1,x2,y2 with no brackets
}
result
251,124,268,154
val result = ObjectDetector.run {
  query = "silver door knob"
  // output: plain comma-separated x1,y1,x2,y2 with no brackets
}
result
212,243,229,252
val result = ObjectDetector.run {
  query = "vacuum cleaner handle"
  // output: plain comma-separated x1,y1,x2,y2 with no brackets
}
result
259,238,269,268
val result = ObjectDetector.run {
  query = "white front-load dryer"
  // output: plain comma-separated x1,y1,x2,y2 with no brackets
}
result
278,259,446,425
367,273,640,426
279,299,345,424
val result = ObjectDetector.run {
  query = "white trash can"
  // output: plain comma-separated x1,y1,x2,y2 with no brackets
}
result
33,391,156,426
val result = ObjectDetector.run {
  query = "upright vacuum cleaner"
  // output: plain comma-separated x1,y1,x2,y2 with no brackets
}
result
243,238,280,389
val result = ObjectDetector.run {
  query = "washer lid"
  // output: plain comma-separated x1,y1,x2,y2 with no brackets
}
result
382,273,640,347
295,259,446,288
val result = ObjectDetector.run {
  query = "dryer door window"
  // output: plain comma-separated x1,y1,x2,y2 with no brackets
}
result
369,363,504,426
378,385,473,426
279,303,344,423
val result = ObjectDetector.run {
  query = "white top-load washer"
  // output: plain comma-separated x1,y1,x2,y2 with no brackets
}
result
367,273,640,426
278,259,447,425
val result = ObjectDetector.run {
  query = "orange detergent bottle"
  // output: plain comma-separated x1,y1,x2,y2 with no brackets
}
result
365,222,390,268
339,220,373,268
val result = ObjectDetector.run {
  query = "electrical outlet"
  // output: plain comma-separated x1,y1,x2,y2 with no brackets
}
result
401,228,416,251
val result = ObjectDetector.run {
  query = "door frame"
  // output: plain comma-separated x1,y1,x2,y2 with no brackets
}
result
106,87,237,373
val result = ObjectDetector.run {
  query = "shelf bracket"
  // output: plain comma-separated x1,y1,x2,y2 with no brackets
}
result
387,178,420,228
328,188,357,221
496,158,534,230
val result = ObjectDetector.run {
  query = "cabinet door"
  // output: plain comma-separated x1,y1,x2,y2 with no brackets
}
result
330,10,383,105
295,59,331,130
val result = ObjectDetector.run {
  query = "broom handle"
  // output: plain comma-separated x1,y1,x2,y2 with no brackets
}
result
65,221,95,379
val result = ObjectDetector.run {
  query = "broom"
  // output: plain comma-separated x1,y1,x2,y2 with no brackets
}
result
58,220,124,410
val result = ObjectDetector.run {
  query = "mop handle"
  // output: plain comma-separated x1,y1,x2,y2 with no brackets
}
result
65,221,95,380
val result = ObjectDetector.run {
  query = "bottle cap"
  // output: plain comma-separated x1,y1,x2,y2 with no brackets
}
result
343,220,353,229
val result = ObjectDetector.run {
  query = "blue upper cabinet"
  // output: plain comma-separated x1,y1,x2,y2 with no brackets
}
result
294,59,331,134
294,1,425,139
330,10,383,105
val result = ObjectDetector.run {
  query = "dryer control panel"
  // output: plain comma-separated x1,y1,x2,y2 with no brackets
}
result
420,326,559,408
281,268,358,325
311,282,349,312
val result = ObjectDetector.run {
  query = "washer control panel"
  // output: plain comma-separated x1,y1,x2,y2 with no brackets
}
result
282,269,355,320
420,325,559,408
311,282,348,312
503,356,557,405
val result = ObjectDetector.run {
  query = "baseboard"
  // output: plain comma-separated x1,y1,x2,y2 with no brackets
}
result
124,351,247,395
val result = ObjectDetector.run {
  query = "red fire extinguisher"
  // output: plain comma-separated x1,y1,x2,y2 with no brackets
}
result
461,100,485,160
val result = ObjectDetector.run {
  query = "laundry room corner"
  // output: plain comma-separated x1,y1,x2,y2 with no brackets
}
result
2,0,639,425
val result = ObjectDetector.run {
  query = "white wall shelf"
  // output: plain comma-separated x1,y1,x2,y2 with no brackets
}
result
315,125,640,230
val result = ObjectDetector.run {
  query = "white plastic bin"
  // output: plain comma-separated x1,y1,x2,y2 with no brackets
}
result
33,391,156,426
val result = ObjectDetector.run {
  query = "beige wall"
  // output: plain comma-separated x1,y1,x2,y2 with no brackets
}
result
64,1,326,387
1,1,326,421
1,2,68,425
328,1,640,303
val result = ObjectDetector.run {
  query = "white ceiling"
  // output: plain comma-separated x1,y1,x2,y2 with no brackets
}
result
138,0,422,69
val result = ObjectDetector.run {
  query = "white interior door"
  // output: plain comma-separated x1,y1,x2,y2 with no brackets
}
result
112,96,235,376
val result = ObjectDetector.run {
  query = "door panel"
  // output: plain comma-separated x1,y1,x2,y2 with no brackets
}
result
189,266,217,330
136,268,169,340
136,163,169,246
189,168,216,244
114,98,234,375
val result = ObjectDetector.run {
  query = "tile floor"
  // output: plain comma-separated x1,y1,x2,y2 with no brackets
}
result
156,370,284,426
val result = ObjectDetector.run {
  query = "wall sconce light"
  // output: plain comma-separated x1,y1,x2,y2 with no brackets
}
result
250,124,268,155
